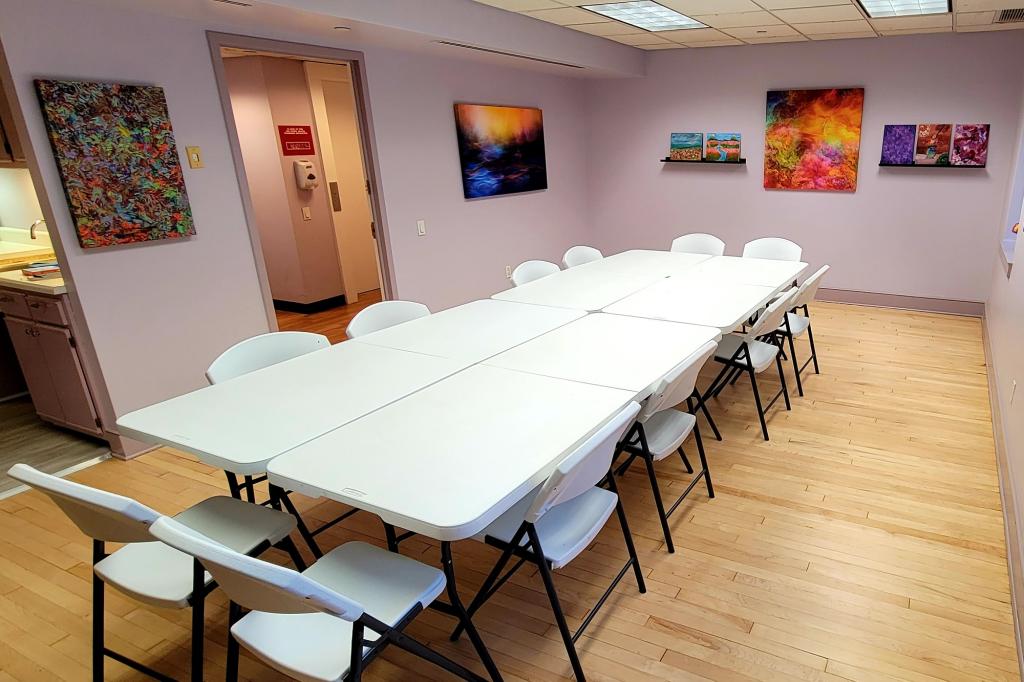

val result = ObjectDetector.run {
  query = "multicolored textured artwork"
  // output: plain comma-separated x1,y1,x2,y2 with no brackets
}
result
454,103,546,199
705,133,742,162
669,133,703,161
952,123,990,167
914,124,952,165
764,88,864,192
880,124,916,166
34,80,194,248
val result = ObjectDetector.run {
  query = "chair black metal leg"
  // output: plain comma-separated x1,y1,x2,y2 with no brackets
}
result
243,475,256,504
440,542,503,682
389,626,489,682
226,601,241,682
806,315,820,374
190,559,205,681
383,522,399,553
786,332,803,397
526,526,586,682
693,421,714,498
776,352,792,411
605,473,646,593
678,447,693,474
450,525,526,642
615,451,639,477
642,454,674,554
92,541,104,682
698,394,722,441
278,535,307,571
749,366,769,441
270,484,322,558
225,472,241,500
350,621,365,681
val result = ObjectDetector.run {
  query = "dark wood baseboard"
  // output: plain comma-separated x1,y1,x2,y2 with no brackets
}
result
818,288,984,317
273,295,347,314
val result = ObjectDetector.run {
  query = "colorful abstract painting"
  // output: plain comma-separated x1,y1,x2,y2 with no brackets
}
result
914,124,952,165
705,133,742,162
35,80,194,248
669,132,703,161
454,103,546,199
764,88,864,191
952,123,990,166
880,124,916,166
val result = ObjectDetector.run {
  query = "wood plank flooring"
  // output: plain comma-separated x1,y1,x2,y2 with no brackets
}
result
0,302,1016,681
275,289,382,344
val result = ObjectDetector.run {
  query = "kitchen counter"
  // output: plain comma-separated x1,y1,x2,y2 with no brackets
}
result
0,269,66,295
0,227,55,269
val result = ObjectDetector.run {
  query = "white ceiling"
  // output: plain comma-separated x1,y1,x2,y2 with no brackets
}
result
472,0,1024,48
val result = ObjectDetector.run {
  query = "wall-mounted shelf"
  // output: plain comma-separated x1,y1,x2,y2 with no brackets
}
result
878,162,986,168
661,158,746,165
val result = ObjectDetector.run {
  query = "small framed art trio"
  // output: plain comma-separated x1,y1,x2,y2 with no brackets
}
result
880,123,989,167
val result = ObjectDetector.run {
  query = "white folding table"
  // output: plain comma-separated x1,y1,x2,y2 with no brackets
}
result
350,299,584,363
492,250,711,311
116,342,470,476
483,313,720,399
688,255,808,287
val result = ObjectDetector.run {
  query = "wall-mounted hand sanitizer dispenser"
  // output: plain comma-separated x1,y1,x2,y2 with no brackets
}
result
293,160,319,191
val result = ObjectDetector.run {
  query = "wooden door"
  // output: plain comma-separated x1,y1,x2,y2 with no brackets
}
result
4,317,63,423
35,324,101,435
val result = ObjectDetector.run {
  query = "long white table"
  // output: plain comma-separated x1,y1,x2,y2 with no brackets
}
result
492,250,711,311
117,343,470,475
688,255,807,287
484,313,720,399
267,364,634,541
350,299,583,363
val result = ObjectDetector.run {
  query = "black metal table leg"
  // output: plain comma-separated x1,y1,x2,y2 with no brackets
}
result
439,541,503,682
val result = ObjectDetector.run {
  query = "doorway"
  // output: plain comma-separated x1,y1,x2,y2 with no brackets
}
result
210,35,391,340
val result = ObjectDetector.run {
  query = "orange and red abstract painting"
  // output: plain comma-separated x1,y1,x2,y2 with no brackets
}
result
764,88,864,192
454,103,546,199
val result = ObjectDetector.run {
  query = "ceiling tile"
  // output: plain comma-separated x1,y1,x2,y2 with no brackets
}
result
877,25,953,33
744,33,812,41
955,10,995,24
956,0,1024,9
869,13,953,28
808,29,879,37
753,0,852,8
606,32,674,44
567,20,650,34
695,10,784,27
795,18,874,31
774,4,865,21
473,0,564,10
724,23,803,37
658,0,765,14
523,6,607,24
683,37,748,45
658,27,734,41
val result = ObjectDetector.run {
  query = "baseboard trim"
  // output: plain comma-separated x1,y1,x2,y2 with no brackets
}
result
982,311,1024,681
0,452,111,501
273,295,347,314
818,288,984,316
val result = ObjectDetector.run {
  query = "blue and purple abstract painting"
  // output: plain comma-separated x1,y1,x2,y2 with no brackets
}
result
454,103,547,199
880,124,916,165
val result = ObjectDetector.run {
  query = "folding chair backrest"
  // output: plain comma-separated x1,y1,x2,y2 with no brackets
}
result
346,300,430,339
792,265,830,309
206,331,330,384
7,463,159,543
748,288,800,339
670,233,725,256
637,341,718,423
511,260,560,286
742,237,802,261
525,401,641,523
150,517,364,620
562,245,603,268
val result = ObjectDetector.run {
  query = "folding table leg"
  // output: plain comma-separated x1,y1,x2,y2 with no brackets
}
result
439,542,503,682
269,484,322,558
786,332,803,396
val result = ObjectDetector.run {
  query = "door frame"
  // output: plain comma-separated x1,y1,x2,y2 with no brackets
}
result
206,32,396,329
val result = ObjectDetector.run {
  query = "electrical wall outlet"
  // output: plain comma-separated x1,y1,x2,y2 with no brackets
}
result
505,265,512,279
185,146,204,169
416,219,426,236
301,206,312,221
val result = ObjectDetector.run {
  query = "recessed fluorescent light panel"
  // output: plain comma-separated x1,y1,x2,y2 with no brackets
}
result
857,0,950,17
581,1,706,31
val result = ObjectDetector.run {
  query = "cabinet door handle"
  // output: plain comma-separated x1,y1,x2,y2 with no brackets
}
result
24,327,32,336
29,302,42,309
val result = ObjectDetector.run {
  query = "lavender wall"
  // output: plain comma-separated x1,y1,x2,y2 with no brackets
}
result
585,32,1024,303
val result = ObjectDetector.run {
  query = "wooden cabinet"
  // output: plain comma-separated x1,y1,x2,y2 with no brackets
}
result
1,286,103,435
0,83,26,167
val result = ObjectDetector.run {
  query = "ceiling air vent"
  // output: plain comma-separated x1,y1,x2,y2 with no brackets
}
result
996,8,1024,22
433,41,584,70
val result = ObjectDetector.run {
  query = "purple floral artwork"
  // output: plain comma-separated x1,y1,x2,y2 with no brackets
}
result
951,123,990,167
880,124,915,165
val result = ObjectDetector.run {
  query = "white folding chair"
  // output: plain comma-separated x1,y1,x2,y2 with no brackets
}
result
670,232,726,256
614,341,718,554
562,245,603,268
345,300,430,339
149,518,487,682
704,288,799,440
511,259,560,286
450,402,644,682
207,332,334,558
7,463,301,682
742,237,802,261
776,265,829,396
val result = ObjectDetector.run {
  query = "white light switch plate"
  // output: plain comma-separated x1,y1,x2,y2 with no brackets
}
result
301,207,312,221
416,219,426,236
505,265,512,279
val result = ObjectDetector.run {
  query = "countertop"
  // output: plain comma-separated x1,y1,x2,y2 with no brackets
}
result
0,269,66,295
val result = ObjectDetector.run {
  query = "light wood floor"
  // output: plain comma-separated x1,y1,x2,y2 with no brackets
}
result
0,302,1017,681
275,289,382,344
0,396,109,495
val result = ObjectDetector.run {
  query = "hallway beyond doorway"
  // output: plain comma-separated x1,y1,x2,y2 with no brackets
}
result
275,289,382,344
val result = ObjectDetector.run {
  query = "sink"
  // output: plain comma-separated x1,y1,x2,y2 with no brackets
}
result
0,226,55,271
